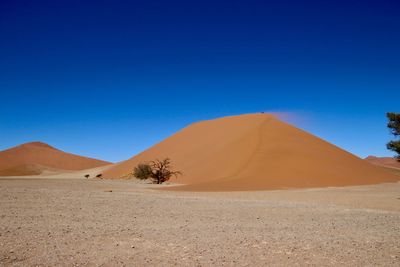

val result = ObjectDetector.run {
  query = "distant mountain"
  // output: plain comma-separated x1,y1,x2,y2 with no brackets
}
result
103,113,399,191
365,156,400,170
0,142,110,176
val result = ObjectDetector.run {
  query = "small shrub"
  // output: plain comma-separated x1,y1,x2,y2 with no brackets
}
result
133,163,153,180
132,158,182,184
84,174,90,179
96,174,103,178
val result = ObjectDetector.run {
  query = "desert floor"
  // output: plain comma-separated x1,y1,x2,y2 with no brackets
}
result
0,178,399,266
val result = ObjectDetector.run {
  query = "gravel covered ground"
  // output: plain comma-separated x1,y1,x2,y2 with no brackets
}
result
0,178,399,266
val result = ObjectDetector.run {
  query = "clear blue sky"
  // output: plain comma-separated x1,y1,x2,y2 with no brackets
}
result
0,0,399,162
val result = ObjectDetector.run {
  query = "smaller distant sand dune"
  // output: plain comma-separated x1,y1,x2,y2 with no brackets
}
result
365,156,400,170
0,142,110,177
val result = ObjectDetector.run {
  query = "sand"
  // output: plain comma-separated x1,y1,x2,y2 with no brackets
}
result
0,177,399,266
0,165,114,180
104,114,399,191
365,156,400,170
2,114,399,265
0,164,65,176
0,142,110,176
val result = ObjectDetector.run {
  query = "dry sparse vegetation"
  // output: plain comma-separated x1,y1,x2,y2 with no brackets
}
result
133,158,181,184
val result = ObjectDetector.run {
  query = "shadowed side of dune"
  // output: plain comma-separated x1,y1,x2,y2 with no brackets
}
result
104,114,399,191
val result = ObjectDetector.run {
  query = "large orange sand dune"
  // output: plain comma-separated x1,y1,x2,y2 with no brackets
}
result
104,114,399,191
0,142,110,176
